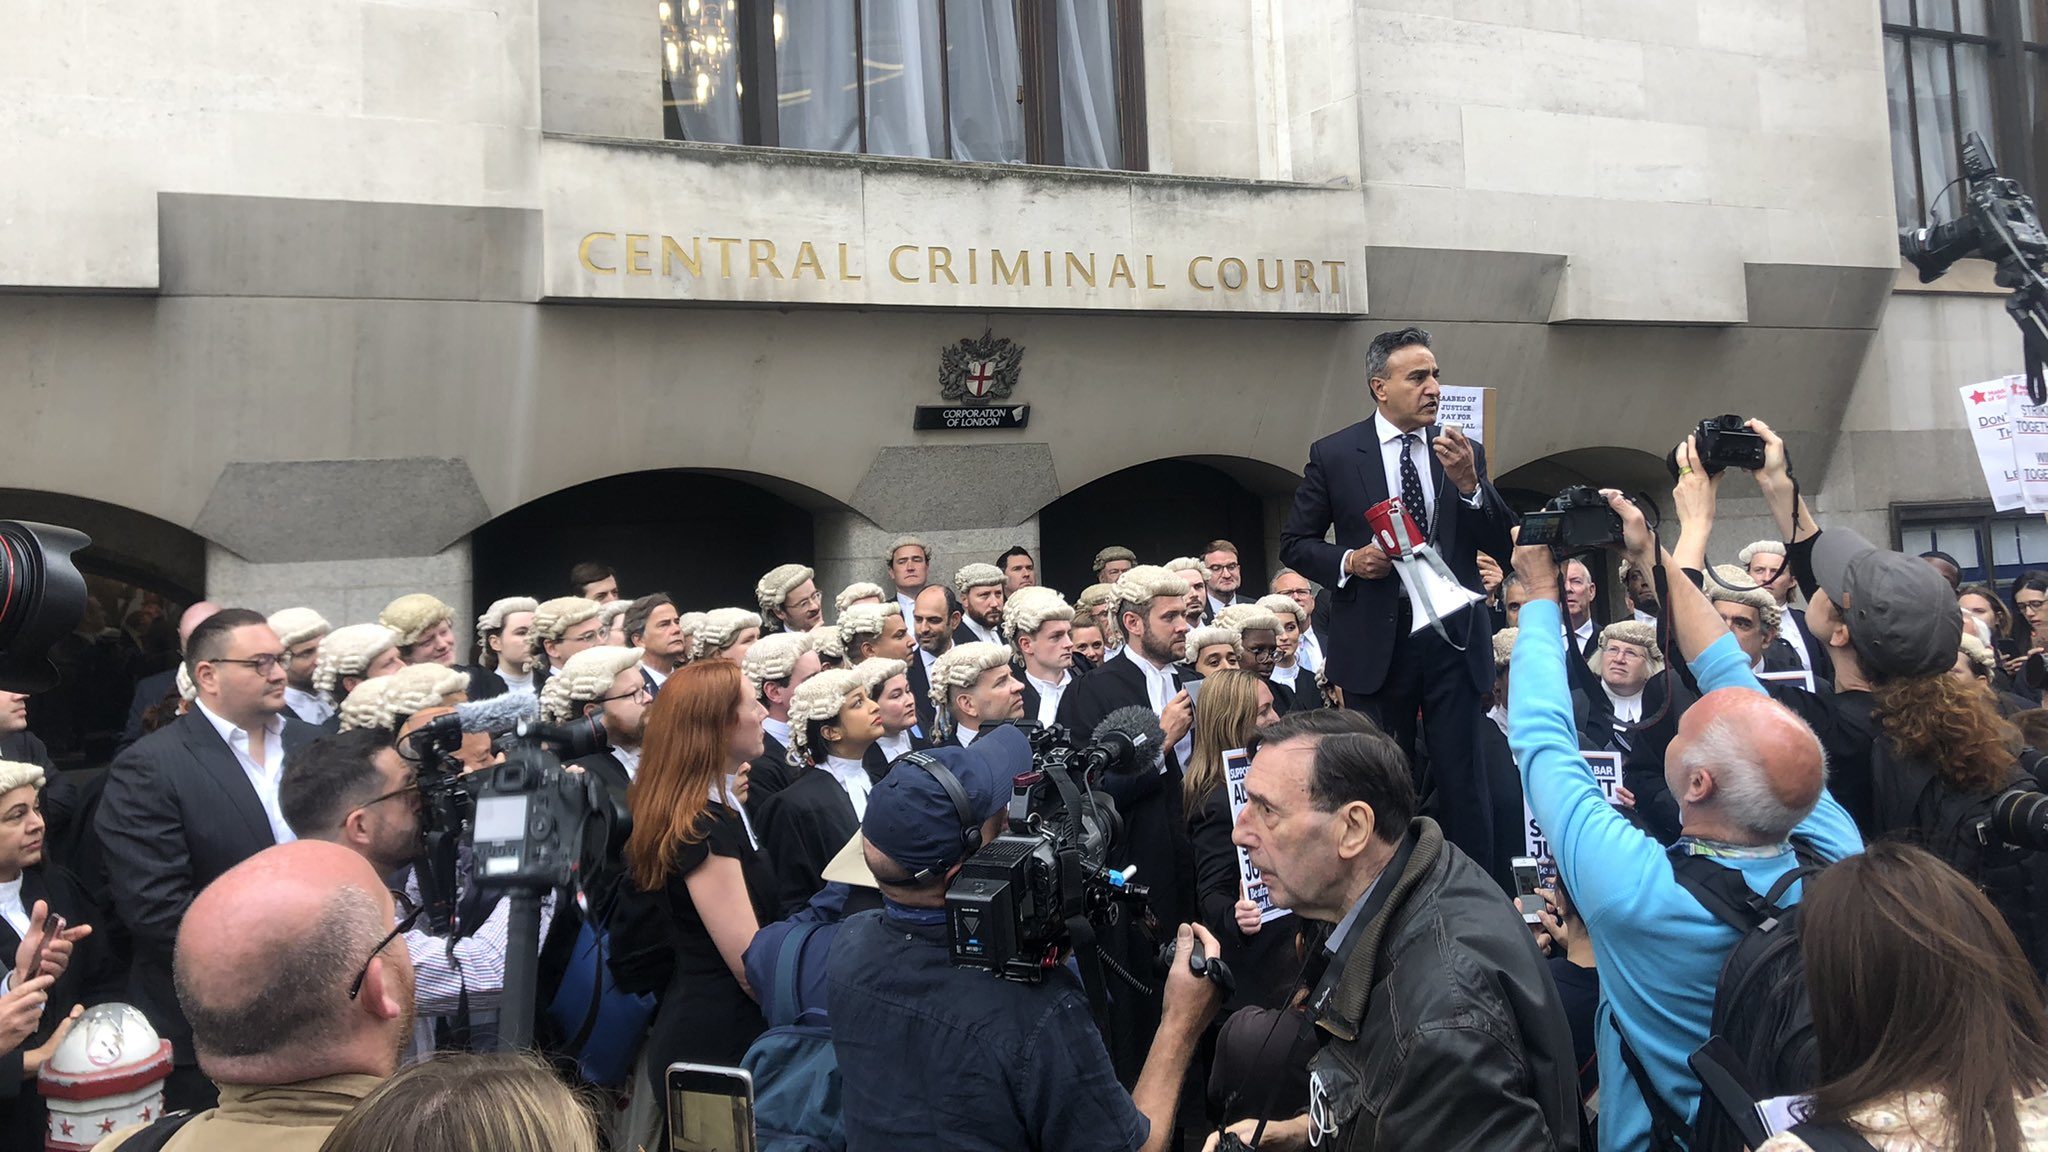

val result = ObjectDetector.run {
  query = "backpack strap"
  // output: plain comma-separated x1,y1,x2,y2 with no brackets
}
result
1668,851,1814,934
1787,1120,1880,1152
1612,1021,1691,1152
769,922,825,1030
108,1110,198,1152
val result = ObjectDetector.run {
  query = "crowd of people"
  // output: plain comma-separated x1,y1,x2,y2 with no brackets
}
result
3,328,2048,1151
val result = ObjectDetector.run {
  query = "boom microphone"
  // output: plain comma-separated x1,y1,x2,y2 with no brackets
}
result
1081,705,1168,776
413,693,539,745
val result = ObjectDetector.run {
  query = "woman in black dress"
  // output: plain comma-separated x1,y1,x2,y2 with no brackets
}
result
617,659,777,1149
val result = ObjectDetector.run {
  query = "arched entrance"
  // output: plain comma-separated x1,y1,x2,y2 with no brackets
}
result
1495,446,1673,526
469,469,849,612
1036,456,1303,596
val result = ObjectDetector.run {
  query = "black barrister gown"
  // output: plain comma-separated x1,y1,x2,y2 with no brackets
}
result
756,768,859,917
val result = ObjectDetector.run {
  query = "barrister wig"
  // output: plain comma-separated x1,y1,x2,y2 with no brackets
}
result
1110,566,1196,628
267,607,331,650
1737,539,1788,567
692,608,764,661
755,564,816,622
887,535,932,565
1215,605,1282,637
379,594,456,648
475,597,539,653
1960,631,1998,676
1704,564,1785,633
176,663,197,703
1492,628,1519,669
337,676,396,733
1180,625,1243,666
929,641,1015,714
808,622,847,666
1162,557,1205,576
379,663,469,729
1593,621,1665,676
313,624,401,696
532,597,604,644
851,657,909,700
835,582,888,616
952,563,1004,597
1076,583,1122,645
677,611,707,651
742,632,814,686
1076,584,1116,617
538,645,646,723
1002,587,1074,644
837,602,901,656
1257,594,1308,629
600,599,632,631
787,668,872,767
1092,546,1137,574
0,760,45,796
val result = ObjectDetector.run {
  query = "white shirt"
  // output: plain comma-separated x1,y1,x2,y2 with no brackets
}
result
896,592,918,620
720,778,759,848
1487,704,1509,736
1123,650,1193,770
641,662,670,689
918,647,940,680
1335,411,1484,585
613,744,642,782
1602,684,1645,725
0,876,26,939
963,618,1000,646
1295,626,1324,675
1632,609,1657,628
956,723,983,747
1025,669,1071,726
195,700,295,845
763,716,793,752
1781,606,1818,672
497,667,536,697
283,686,334,726
1271,661,1302,691
824,755,873,820
1573,618,1596,653
876,731,913,762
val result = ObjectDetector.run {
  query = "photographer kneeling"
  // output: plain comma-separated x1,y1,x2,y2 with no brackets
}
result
826,724,1221,1152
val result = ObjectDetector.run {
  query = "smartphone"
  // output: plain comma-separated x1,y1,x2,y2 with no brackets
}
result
30,914,64,977
1511,856,1543,925
667,1062,756,1152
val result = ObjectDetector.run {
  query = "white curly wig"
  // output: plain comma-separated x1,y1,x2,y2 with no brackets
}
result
337,676,396,733
742,631,815,685
787,668,872,766
1704,564,1784,633
929,641,1014,713
1163,557,1205,575
378,594,455,648
1002,587,1073,645
1181,625,1243,665
851,656,909,699
833,582,886,617
837,602,901,657
0,760,45,795
267,607,331,650
377,663,469,728
952,563,1004,596
1092,546,1136,574
475,596,539,653
1737,540,1787,566
1256,594,1307,629
886,535,932,565
1491,628,1519,668
314,624,400,696
538,646,646,723
756,564,816,620
808,622,847,665
693,608,764,660
532,597,604,643
1593,620,1665,675
176,663,197,703
1215,605,1282,636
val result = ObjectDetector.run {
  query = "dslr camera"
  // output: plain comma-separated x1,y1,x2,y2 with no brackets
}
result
1986,784,2048,853
947,714,1155,983
1517,486,1622,555
1666,414,1767,481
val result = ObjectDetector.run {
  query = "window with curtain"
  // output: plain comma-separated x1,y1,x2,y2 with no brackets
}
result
1884,0,2000,226
659,0,1144,170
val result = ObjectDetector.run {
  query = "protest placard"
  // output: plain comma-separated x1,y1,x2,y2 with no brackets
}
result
1224,748,1289,925
1524,750,1622,861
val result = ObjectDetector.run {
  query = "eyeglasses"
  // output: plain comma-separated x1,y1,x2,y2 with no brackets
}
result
349,890,423,1000
2021,599,2048,615
595,683,655,705
351,778,420,816
789,590,824,611
566,627,604,645
1208,562,1241,574
206,653,288,675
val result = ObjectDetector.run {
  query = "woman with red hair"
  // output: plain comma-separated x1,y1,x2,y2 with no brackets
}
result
612,660,775,1146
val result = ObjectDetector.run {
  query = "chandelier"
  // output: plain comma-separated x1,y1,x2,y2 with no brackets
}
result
660,0,738,107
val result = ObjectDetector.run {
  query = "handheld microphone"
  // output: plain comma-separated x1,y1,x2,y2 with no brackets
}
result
1081,705,1167,776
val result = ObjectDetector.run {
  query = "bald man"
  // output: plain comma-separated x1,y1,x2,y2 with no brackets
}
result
119,601,219,751
95,841,409,1151
1504,489,1861,1152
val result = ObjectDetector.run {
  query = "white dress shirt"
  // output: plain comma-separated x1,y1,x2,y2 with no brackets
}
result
497,667,536,697
876,730,914,762
613,744,642,782
896,591,918,620
918,647,940,680
824,755,873,820
1631,609,1657,628
763,716,793,752
1294,627,1324,675
963,618,1000,646
195,700,295,844
283,686,335,726
1337,411,1484,585
0,876,26,939
1123,650,1193,769
1572,619,1596,659
641,662,670,689
1271,661,1302,691
956,724,983,747
1025,669,1071,726
1602,685,1645,725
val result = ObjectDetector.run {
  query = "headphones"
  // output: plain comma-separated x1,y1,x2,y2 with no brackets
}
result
898,751,983,882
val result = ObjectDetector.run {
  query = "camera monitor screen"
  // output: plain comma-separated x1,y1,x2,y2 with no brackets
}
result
472,794,527,844
667,1063,756,1152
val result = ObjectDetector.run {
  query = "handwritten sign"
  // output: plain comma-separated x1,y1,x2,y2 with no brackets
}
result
1960,378,2026,511
1524,750,1622,862
1224,748,1290,925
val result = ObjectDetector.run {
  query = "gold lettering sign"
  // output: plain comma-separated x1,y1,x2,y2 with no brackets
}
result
572,231,1351,305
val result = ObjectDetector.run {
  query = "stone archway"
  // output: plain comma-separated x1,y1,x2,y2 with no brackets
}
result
1035,455,1304,595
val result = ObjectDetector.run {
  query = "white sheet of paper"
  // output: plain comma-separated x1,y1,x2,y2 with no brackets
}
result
1224,747,1290,925
1525,750,1621,861
1960,378,2026,511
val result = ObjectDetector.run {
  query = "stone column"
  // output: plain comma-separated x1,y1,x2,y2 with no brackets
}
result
207,542,473,628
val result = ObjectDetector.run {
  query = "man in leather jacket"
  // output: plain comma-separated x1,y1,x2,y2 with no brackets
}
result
1213,709,1581,1151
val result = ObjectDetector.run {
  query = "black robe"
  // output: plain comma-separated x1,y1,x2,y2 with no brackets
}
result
746,731,797,820
756,769,859,917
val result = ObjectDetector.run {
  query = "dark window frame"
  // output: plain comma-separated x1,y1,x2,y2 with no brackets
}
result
1890,498,2048,591
1885,0,2041,227
662,0,1148,171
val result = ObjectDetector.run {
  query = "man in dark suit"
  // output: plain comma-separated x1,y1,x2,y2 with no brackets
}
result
118,600,219,751
907,585,960,739
952,564,1006,648
1054,566,1197,1084
1279,326,1516,886
96,607,321,1111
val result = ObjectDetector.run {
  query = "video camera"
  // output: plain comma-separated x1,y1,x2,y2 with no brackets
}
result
946,707,1162,983
1666,415,1767,481
1517,486,1623,555
1899,131,2048,404
0,521,91,695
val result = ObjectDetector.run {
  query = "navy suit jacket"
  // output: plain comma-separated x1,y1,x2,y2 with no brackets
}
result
1279,417,1515,696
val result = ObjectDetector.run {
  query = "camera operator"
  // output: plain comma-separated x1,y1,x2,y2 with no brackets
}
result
1509,477,1862,1152
1212,708,1581,1151
280,728,550,1059
825,725,1223,1152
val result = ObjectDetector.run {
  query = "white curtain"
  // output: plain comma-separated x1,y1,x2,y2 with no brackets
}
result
862,0,946,157
1056,0,1121,168
776,1,860,152
945,0,1024,162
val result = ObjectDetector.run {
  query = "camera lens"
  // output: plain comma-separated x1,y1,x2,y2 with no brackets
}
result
1993,788,2048,852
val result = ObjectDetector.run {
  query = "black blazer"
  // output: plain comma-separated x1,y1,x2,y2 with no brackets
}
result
94,708,319,1064
1784,607,1835,685
1279,418,1515,697
118,668,178,751
904,653,940,740
0,864,120,1148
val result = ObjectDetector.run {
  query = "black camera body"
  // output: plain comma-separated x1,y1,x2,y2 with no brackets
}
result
1687,415,1767,477
1988,786,2048,852
947,720,1150,982
1902,132,2048,286
1517,486,1622,555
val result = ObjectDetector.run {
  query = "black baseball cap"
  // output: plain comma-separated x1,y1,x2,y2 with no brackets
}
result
1811,528,1962,680
862,725,1031,876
